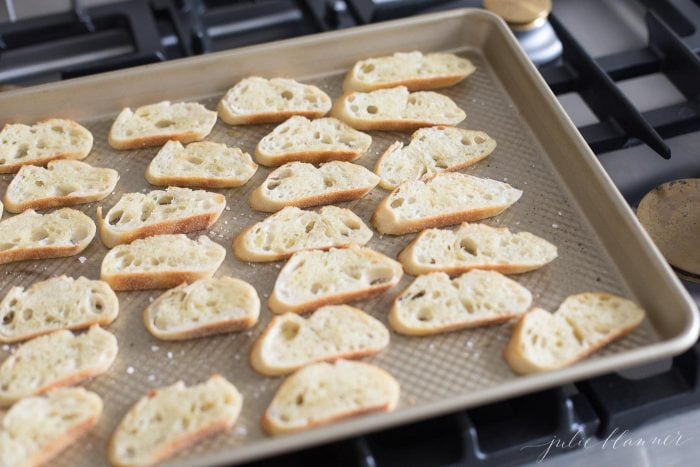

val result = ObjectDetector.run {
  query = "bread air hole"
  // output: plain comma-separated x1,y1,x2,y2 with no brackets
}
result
31,228,49,242
295,393,305,405
155,120,175,128
281,322,300,340
475,136,485,144
108,210,124,225
15,144,29,159
390,198,404,208
305,221,315,233
409,291,425,301
2,311,14,324
461,137,472,146
417,308,432,322
459,238,478,256
51,126,65,134
267,180,281,190
281,90,294,100
367,105,378,115
186,156,203,165
57,184,78,196
323,178,334,188
311,282,322,294
342,218,361,230
22,309,33,320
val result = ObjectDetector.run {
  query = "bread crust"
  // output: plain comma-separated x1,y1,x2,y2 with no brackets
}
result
503,296,645,374
261,361,399,435
27,412,101,467
249,185,373,213
249,307,389,376
101,270,216,291
0,119,93,174
107,374,240,467
97,204,224,248
217,108,328,126
0,209,96,265
4,161,118,213
332,92,465,132
268,281,397,315
372,203,511,236
255,148,362,167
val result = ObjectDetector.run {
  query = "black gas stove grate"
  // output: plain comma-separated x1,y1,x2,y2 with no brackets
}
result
1,1,699,466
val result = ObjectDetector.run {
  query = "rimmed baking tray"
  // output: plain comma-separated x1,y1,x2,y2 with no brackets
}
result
0,9,697,467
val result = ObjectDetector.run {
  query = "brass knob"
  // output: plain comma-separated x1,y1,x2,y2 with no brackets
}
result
483,0,552,31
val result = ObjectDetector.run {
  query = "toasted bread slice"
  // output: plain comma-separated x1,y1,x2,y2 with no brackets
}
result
262,360,399,435
504,293,646,374
146,140,257,188
249,161,380,213
109,375,242,467
100,234,226,291
233,206,373,262
0,119,93,174
333,86,465,131
371,173,522,235
389,270,532,336
0,326,118,407
255,116,372,167
144,276,260,340
0,276,119,344
97,187,226,248
108,101,217,150
217,76,332,125
0,388,102,467
343,51,475,92
4,159,118,213
375,126,496,190
398,223,558,276
250,305,390,376
269,246,403,314
0,208,96,264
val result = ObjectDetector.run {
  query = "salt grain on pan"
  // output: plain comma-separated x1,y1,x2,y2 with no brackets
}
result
225,206,231,211
167,351,173,359
126,366,135,375
149,296,154,303
2,345,9,352
552,223,559,229
78,256,87,264
558,211,563,216
236,426,248,437
148,374,156,382
235,354,241,360
151,345,159,352
209,231,216,236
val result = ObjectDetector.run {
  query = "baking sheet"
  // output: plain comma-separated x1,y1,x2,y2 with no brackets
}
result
0,9,697,467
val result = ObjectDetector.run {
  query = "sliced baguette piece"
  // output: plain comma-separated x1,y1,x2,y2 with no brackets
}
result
233,206,373,262
333,86,465,132
255,116,372,167
371,172,522,235
146,140,258,188
4,159,118,213
144,276,260,340
343,51,476,92
249,161,380,213
389,270,532,336
398,223,558,276
97,187,226,248
108,375,242,467
101,234,226,291
504,293,646,374
0,326,118,407
0,119,93,174
108,101,217,150
262,360,399,435
375,126,496,190
250,305,390,376
0,208,96,265
0,388,102,467
269,246,403,314
217,76,332,125
0,276,119,344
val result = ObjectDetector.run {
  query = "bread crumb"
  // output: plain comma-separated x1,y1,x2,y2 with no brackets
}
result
149,296,154,303
235,426,248,437
126,366,135,375
78,256,87,264
225,206,231,211
151,345,159,352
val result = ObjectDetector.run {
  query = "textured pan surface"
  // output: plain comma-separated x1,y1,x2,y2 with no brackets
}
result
0,10,696,467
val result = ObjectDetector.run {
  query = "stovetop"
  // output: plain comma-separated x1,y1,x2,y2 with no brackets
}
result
1,1,699,466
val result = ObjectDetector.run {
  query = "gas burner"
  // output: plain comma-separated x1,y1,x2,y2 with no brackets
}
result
637,179,700,283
